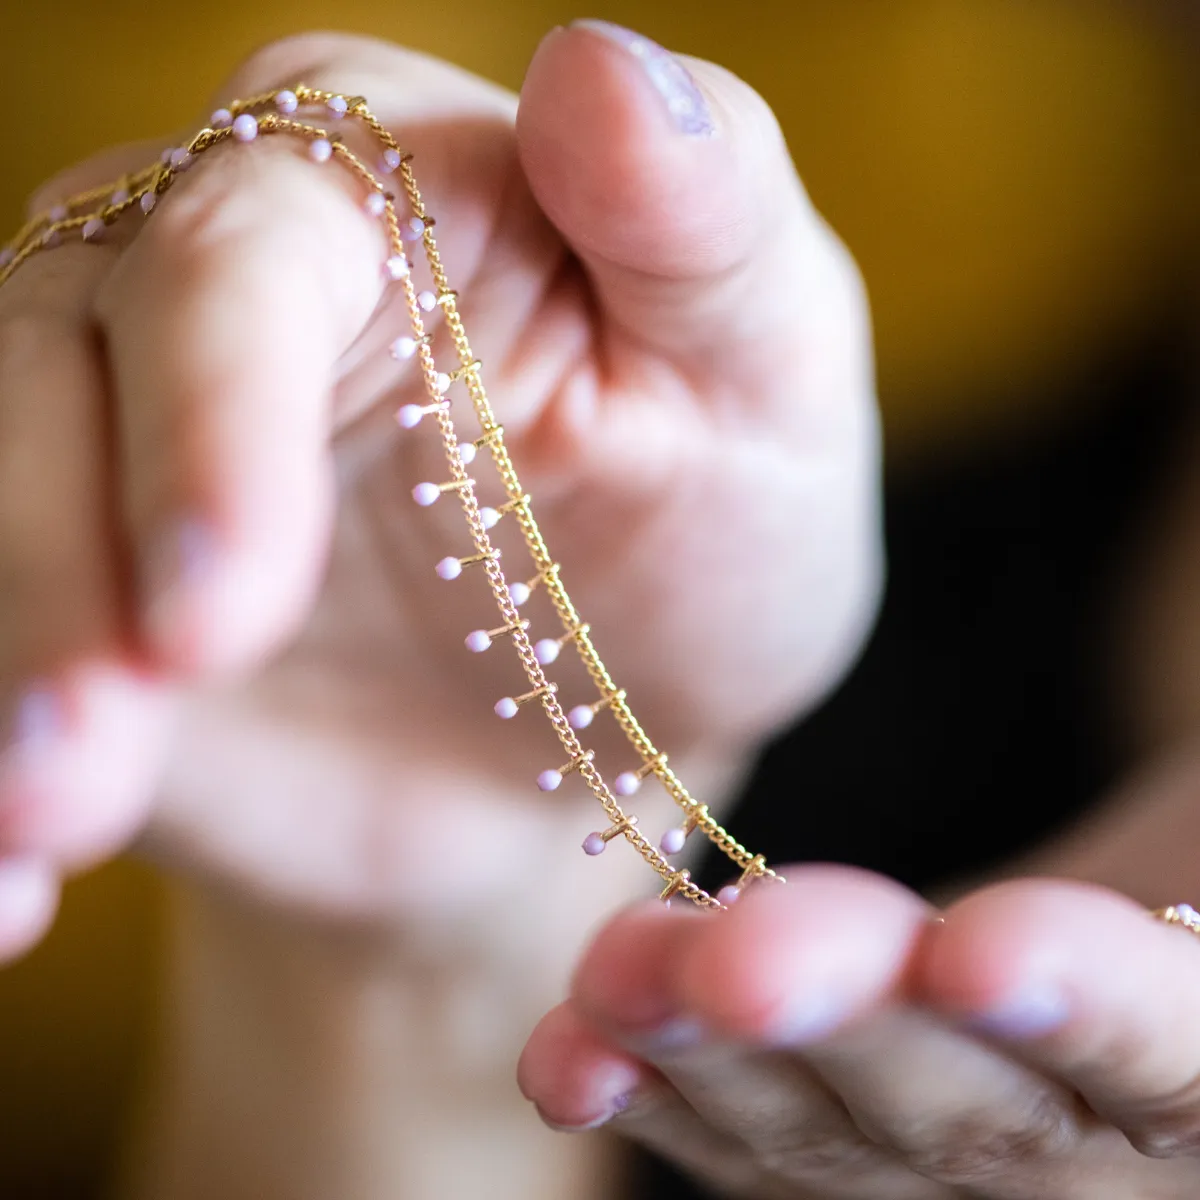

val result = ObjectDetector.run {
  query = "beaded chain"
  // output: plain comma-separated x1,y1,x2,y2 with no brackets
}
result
0,85,783,910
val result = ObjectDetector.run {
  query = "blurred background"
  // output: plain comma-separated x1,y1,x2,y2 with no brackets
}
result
0,1,1197,1196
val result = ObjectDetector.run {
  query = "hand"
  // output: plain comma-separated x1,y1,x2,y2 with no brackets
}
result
0,26,879,959
520,869,1200,1198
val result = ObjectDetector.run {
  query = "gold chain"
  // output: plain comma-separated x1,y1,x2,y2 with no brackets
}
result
0,86,783,910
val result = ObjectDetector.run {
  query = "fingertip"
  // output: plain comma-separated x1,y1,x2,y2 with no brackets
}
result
0,859,59,963
0,661,174,866
518,1001,645,1130
919,878,1150,1022
570,899,703,1032
679,865,928,1043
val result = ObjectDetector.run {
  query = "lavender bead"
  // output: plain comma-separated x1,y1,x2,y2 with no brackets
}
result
0,248,13,268
537,769,563,793
48,204,68,222
417,290,437,312
402,216,425,241
396,405,424,429
507,582,531,607
231,114,258,143
660,827,687,856
533,639,561,666
457,442,477,465
391,336,417,361
81,218,105,242
211,108,233,129
494,697,519,720
716,885,741,907
110,187,129,206
412,482,441,507
436,557,462,581
327,95,349,118
434,372,451,394
614,771,641,797
385,255,410,281
582,833,607,857
381,147,402,173
568,705,595,731
465,630,492,653
139,191,157,215
169,148,193,171
309,138,333,164
275,89,298,114
480,507,500,530
365,192,387,217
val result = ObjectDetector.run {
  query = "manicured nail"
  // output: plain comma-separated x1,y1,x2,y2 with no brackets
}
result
139,518,217,648
633,1015,706,1056
571,20,716,137
769,990,848,1046
0,684,64,772
535,1091,637,1132
970,984,1070,1039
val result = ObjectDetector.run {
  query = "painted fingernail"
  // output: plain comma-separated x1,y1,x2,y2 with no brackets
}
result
535,1090,637,1132
571,20,716,137
970,984,1070,1039
770,990,848,1046
0,684,64,771
639,1015,706,1054
139,518,217,648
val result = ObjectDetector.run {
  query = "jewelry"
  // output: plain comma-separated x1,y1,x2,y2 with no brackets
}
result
0,85,782,910
1153,904,1200,937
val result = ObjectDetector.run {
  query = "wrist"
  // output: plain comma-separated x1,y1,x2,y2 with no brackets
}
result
121,879,623,1200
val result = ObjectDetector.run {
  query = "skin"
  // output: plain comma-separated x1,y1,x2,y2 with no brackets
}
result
2,23,1200,1200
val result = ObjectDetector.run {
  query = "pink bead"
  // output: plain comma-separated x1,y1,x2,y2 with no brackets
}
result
508,582,531,607
381,147,403,173
232,114,258,142
309,138,333,163
327,95,349,117
434,372,451,394
417,290,437,312
412,482,441,507
465,630,492,653
660,827,687,856
402,217,425,241
365,192,387,217
614,771,641,797
210,108,233,129
436,557,462,581
537,769,563,793
275,89,299,114
568,705,595,731
582,833,607,857
81,218,104,242
716,885,741,907
111,187,129,206
139,191,157,215
385,255,409,280
494,697,519,720
395,404,424,429
457,442,477,465
480,507,500,529
169,148,193,171
534,638,561,666
48,204,68,222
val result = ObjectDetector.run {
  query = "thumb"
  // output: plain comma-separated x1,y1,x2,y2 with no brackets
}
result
516,21,851,370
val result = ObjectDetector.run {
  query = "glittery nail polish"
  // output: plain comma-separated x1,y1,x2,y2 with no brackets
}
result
572,19,716,137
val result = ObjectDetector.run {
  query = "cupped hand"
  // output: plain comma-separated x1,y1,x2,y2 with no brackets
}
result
0,26,878,957
520,870,1200,1198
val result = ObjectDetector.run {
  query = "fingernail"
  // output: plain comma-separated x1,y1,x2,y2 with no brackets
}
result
970,984,1070,1039
0,684,64,769
139,518,217,648
769,990,848,1046
631,1015,706,1056
571,20,716,137
535,1092,636,1132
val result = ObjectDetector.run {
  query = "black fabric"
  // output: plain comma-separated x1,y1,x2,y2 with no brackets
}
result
629,326,1192,1197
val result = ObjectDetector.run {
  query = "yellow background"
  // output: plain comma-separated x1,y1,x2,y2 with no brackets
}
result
0,1,1195,1192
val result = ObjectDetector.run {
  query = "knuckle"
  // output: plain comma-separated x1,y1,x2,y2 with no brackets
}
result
1119,1068,1200,1159
890,1098,1078,1184
222,31,397,98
